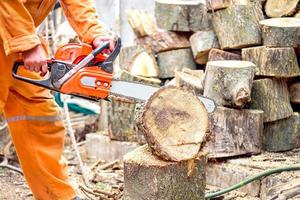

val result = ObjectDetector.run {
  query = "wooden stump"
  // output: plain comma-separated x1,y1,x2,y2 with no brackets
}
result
157,48,196,78
213,4,263,49
208,48,242,61
155,0,209,32
136,31,190,53
190,30,220,64
249,79,293,122
204,106,263,158
260,18,300,47
242,46,300,77
203,60,255,108
289,83,300,104
265,0,299,18
124,145,206,200
263,112,300,152
175,70,204,95
137,86,209,161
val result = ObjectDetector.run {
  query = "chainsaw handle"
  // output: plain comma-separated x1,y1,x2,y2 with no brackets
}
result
12,61,55,91
92,41,110,57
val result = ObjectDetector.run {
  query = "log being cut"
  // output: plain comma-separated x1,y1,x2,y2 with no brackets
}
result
155,0,209,32
260,18,300,47
124,145,206,200
136,86,209,162
203,60,255,108
242,46,300,77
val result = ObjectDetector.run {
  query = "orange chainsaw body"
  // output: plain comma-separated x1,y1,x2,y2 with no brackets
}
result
53,43,113,99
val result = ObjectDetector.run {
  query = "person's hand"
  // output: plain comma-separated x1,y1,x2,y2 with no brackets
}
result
92,36,116,52
23,44,48,76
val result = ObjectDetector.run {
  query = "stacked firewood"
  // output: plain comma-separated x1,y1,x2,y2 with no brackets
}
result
111,0,300,199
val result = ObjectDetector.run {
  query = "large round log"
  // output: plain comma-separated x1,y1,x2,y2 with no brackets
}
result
155,0,209,32
212,4,264,49
249,79,293,122
157,48,196,78
137,86,209,161
204,106,263,158
260,18,300,47
124,145,206,200
265,0,299,18
289,82,300,104
203,60,255,108
242,46,300,77
190,30,220,64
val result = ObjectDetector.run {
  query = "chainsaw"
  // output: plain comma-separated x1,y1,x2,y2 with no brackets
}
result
12,37,216,113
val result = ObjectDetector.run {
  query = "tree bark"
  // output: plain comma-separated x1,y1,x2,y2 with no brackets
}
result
157,48,196,78
208,48,242,61
242,46,300,77
155,0,209,32
212,4,264,49
190,30,220,64
124,145,206,200
136,31,190,53
289,82,300,104
137,86,209,161
204,106,263,158
265,0,299,18
126,9,158,37
249,78,293,122
175,70,204,95
263,112,300,152
203,60,255,108
260,18,300,47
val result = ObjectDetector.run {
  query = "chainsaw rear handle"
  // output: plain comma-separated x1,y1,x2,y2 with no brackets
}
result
12,61,56,91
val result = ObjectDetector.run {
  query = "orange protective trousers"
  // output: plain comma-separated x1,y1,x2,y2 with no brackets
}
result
0,0,109,199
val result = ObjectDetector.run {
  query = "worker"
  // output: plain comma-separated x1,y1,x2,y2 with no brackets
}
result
0,0,115,199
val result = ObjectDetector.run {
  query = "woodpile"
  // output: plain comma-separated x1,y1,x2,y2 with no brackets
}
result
105,1,300,199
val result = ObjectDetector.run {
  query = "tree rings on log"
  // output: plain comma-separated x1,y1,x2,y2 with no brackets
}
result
157,48,196,78
190,30,220,64
290,83,300,104
212,4,263,49
155,0,209,32
137,86,209,161
265,0,299,18
249,79,293,122
208,48,242,62
260,18,300,47
204,106,263,158
203,60,255,108
242,46,300,77
124,145,206,200
263,112,300,152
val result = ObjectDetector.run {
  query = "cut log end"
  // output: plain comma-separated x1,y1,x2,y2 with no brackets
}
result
138,86,209,161
265,0,299,18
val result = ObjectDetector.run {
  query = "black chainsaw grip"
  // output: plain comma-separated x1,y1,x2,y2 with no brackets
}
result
12,61,55,91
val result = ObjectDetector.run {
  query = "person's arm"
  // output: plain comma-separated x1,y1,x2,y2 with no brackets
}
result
0,1,47,75
60,0,115,50
0,1,41,55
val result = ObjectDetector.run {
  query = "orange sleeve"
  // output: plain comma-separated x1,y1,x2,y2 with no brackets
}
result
60,0,112,44
0,1,41,55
